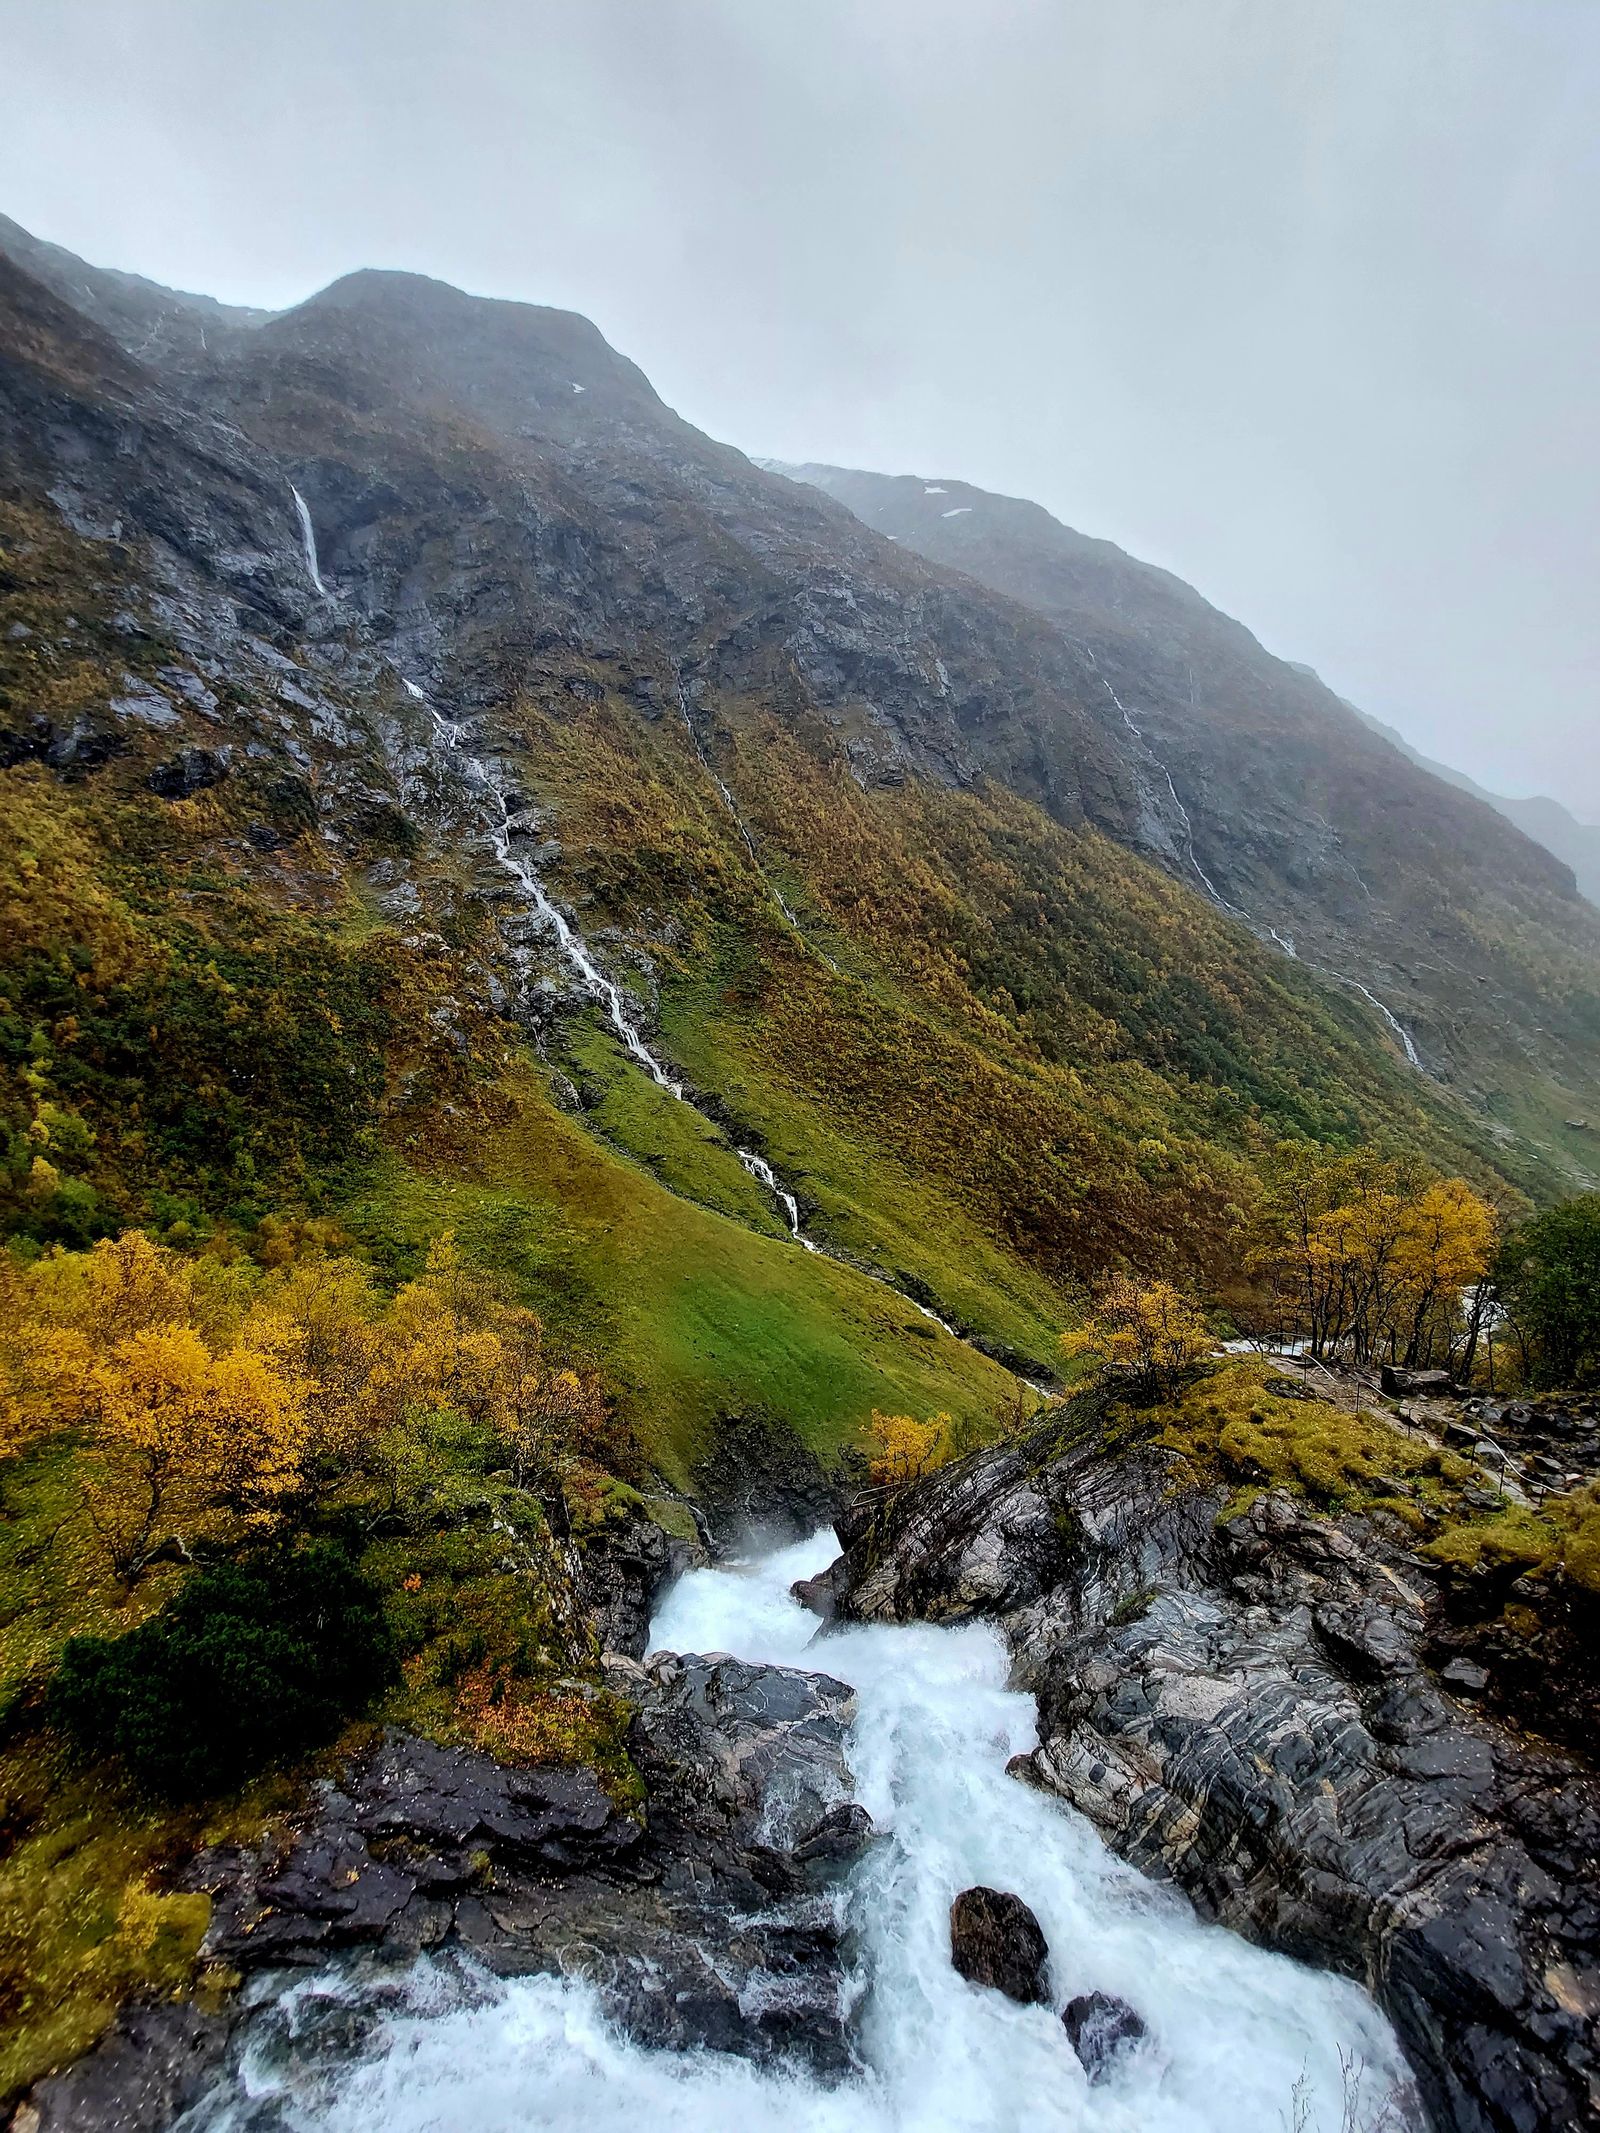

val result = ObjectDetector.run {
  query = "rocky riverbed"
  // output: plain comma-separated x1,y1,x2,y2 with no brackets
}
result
812,1409,1600,2133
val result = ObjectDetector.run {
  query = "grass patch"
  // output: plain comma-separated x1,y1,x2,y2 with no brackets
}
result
658,976,1068,1371
1146,1359,1470,1529
345,1061,1025,1484
559,1019,785,1234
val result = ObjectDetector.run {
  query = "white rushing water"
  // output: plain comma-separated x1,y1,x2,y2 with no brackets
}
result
409,682,973,1340
291,486,329,599
212,1533,1415,2133
1339,978,1422,1071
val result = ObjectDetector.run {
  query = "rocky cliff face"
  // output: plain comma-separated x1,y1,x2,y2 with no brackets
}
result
819,1419,1600,2133
781,463,1600,1182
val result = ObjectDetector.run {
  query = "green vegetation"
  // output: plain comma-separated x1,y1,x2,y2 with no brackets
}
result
348,1063,1026,1484
1493,1192,1600,1388
50,1545,397,1798
1143,1358,1600,1598
1147,1358,1470,1528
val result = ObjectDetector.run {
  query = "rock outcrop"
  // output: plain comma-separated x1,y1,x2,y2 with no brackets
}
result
825,1414,1600,2133
18,1657,874,2131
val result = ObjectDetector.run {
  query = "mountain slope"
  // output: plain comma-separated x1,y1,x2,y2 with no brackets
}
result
2,220,1596,1466
780,463,1600,1182
1349,697,1600,909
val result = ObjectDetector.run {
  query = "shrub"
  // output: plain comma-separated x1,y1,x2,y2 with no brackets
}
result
1493,1194,1600,1389
49,1542,396,1797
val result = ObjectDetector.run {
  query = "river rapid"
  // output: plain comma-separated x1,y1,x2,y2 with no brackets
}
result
191,1532,1417,2133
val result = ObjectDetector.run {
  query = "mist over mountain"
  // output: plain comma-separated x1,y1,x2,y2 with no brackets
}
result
3,213,1600,2133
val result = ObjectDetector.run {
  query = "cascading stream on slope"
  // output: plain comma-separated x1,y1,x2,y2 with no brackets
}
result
295,496,975,1347
1071,638,1426,1074
407,680,962,1340
200,1532,1418,2133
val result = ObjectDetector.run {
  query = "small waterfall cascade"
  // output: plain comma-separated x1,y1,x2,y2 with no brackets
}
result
1340,977,1422,1069
291,486,329,599
193,1533,1418,2133
406,678,962,1338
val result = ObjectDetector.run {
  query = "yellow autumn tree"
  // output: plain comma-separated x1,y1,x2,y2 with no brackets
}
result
83,1321,310,1578
2,1223,620,1563
865,1409,952,1487
1059,1275,1211,1396
1246,1145,1497,1371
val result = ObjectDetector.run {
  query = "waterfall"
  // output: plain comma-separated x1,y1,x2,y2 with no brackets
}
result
1074,644,1426,1074
196,1533,1418,2133
407,680,972,1343
291,486,329,599
1340,977,1422,1069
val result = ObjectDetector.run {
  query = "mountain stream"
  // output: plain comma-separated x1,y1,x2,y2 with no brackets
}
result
189,1531,1417,2133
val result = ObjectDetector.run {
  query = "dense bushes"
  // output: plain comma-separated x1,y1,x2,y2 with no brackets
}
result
1493,1194,1600,1389
48,1543,396,1797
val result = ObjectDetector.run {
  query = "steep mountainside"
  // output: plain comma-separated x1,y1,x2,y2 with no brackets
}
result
1350,697,1600,910
781,464,1600,1180
2,222,1596,1475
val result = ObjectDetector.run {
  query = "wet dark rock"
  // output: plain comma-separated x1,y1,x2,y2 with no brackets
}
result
576,1508,685,1660
1442,1658,1490,1696
790,1562,843,1622
75,1648,879,2118
1062,1990,1147,2080
15,2003,231,2133
1382,1366,1456,1398
828,1420,1600,2133
629,1651,859,1853
689,1410,847,1547
147,745,226,798
948,1885,1051,2005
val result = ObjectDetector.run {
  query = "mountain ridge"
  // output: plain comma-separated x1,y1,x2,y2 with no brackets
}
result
2,214,1597,1427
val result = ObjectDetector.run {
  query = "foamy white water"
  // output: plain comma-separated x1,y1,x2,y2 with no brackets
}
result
291,486,329,598
203,1533,1416,2133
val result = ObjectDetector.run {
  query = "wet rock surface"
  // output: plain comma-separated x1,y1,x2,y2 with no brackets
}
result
948,1885,1051,2006
17,1657,873,2130
576,1507,691,1660
829,1413,1600,2133
1061,1989,1148,2080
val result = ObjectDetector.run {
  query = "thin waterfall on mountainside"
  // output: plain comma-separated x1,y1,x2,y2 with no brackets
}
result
404,679,963,1341
1074,643,1425,1072
291,486,329,599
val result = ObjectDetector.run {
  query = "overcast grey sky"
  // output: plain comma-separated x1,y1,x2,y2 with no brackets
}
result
2,0,1596,814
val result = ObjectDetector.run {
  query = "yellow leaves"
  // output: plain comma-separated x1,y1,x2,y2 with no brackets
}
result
1060,1275,1211,1396
91,1322,216,1453
865,1409,953,1487
1249,1144,1497,1369
0,770,148,990
2,1224,614,1571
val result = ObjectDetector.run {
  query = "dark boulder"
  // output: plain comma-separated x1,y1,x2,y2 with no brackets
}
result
147,746,227,798
1062,1990,1147,2080
948,1886,1050,2005
1380,1365,1455,1398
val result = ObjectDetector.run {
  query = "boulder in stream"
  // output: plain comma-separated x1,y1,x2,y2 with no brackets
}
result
948,1885,1051,2005
1062,1990,1147,2080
